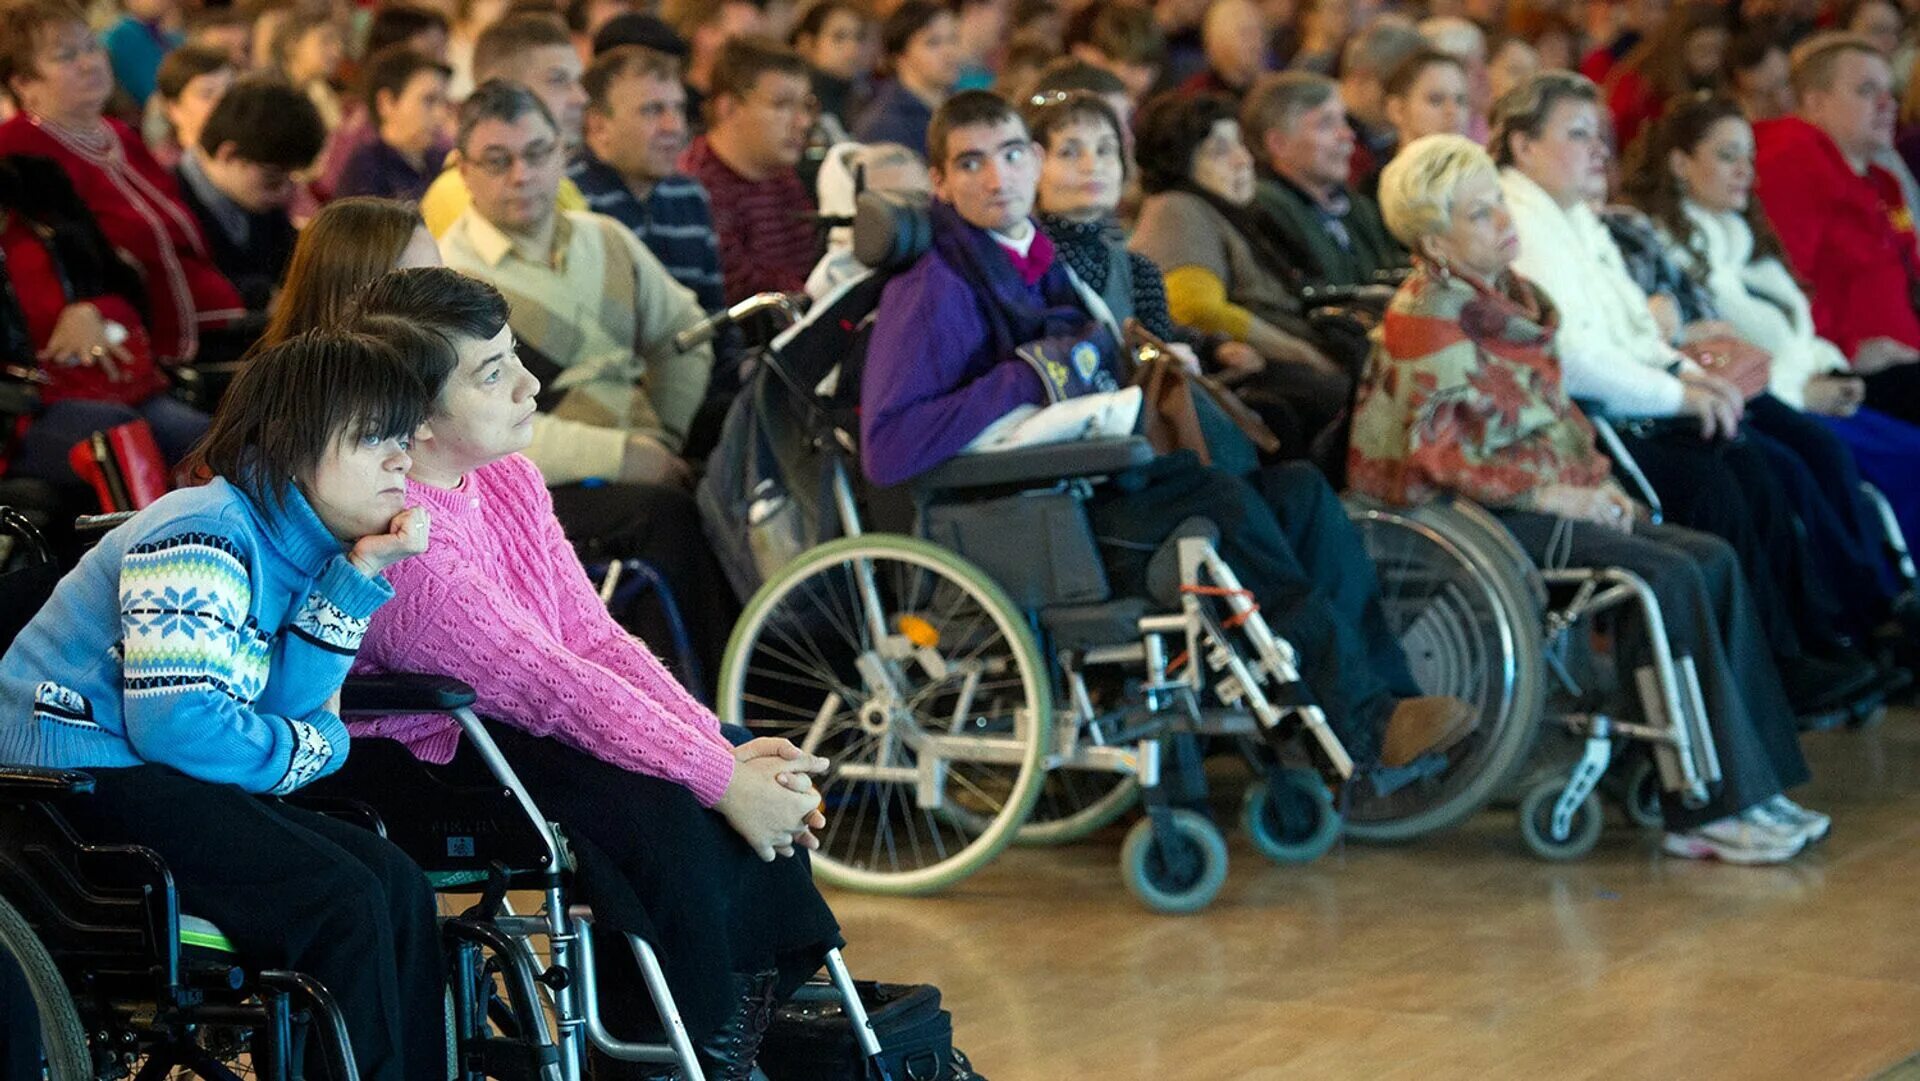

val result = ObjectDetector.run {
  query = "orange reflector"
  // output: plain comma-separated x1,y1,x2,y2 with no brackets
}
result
896,615,940,648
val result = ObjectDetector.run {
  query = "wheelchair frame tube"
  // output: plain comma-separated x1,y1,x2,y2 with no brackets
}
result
1586,416,1664,525
565,910,704,1078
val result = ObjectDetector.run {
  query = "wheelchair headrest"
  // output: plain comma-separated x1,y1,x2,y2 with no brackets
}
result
852,189,934,273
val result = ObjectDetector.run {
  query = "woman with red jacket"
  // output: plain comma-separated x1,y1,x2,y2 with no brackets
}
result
0,0,247,367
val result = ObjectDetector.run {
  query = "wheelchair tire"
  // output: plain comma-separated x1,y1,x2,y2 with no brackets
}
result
1240,769,1341,865
1517,777,1604,861
1617,755,1665,831
0,891,90,1080
1341,499,1549,843
1119,810,1228,915
719,534,1052,895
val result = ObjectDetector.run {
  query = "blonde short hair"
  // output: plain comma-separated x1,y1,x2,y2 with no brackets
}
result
1377,133,1499,249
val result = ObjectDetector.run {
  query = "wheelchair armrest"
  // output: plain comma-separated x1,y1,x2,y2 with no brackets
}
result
340,674,478,715
0,764,95,799
911,437,1155,494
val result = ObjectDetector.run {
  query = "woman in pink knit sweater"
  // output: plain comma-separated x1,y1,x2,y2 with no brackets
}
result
336,268,841,1081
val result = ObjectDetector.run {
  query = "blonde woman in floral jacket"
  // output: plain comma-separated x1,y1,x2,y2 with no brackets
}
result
1349,133,1825,865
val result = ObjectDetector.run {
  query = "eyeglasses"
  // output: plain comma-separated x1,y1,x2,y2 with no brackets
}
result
467,139,560,177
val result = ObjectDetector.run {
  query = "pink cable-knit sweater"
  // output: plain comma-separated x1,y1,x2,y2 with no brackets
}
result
350,454,737,806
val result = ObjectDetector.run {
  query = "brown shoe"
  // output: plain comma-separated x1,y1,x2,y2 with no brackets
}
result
1378,696,1479,768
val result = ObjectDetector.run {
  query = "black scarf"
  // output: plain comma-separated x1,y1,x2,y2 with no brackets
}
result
1037,212,1121,295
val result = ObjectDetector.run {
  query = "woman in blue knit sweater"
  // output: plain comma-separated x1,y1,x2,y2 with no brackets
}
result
0,332,449,1081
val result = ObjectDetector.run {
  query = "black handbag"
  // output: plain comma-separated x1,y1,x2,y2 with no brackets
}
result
759,981,983,1081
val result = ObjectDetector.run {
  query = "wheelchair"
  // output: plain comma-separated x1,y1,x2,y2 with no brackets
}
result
0,509,888,1081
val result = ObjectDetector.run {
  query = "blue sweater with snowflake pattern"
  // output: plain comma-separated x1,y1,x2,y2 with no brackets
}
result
0,478,392,794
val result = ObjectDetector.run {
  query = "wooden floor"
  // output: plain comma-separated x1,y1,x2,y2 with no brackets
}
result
826,714,1920,1081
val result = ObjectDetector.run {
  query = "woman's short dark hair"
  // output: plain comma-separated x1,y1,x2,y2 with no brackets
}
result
1134,90,1237,195
1022,90,1128,179
1488,70,1599,166
1384,48,1466,101
880,0,946,61
183,331,433,508
346,268,512,402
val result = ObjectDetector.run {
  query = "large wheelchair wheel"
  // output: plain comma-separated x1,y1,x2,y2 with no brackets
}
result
0,892,90,1080
1342,499,1548,841
719,535,1053,894
1014,773,1140,846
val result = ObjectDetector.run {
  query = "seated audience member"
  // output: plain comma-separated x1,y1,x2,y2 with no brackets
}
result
0,330,447,1080
147,43,234,170
421,13,590,236
0,0,247,366
573,45,725,314
1419,15,1490,139
1338,21,1428,187
865,90,1475,771
789,0,870,138
1129,91,1348,460
1351,133,1824,864
1063,1,1166,104
365,3,452,62
266,192,734,691
1282,0,1346,76
175,78,326,314
448,0,510,99
566,0,637,59
1624,94,1920,623
1178,0,1267,98
1602,2,1730,154
1486,33,1540,106
1382,49,1475,159
952,0,1006,91
102,0,182,108
664,0,766,128
807,140,929,299
343,266,839,1081
1496,70,1883,714
268,10,347,131
1840,0,1907,63
853,0,959,151
334,47,454,201
0,156,208,493
1244,72,1407,288
181,6,251,69
1726,29,1795,122
1153,0,1209,92
681,38,820,302
1755,33,1920,426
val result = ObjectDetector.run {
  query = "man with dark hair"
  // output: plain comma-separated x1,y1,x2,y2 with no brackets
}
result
678,36,817,302
364,4,451,60
153,43,234,169
422,13,592,235
1339,20,1426,184
572,45,725,313
1242,71,1405,288
175,77,325,311
1064,2,1165,103
335,46,454,200
863,89,1474,772
663,0,766,125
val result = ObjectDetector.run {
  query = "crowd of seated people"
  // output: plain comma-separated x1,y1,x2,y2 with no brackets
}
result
20,0,1920,1071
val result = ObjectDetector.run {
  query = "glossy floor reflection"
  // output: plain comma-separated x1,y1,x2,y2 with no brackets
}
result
828,716,1920,1080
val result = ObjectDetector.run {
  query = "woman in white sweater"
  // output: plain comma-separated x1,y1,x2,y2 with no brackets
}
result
1620,94,1917,648
1491,71,1883,717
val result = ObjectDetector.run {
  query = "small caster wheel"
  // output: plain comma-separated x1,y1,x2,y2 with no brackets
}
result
1241,768,1341,864
1618,756,1664,830
1518,777,1603,861
1120,809,1229,914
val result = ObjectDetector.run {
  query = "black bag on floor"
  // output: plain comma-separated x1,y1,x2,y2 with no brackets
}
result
759,980,982,1081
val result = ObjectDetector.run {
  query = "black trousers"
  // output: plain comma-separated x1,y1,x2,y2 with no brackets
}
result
1614,428,1841,659
62,765,446,1081
548,481,739,694
1497,515,1809,830
1087,453,1420,766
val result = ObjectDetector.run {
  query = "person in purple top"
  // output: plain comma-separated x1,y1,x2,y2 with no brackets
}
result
860,88,1477,779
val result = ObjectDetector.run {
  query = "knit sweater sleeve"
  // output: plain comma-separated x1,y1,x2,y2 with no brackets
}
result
119,513,378,794
1162,265,1255,340
372,523,737,806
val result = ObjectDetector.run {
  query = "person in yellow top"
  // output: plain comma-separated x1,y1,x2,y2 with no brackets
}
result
420,12,590,236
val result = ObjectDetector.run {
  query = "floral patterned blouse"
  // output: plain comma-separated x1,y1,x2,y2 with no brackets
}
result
1347,262,1617,510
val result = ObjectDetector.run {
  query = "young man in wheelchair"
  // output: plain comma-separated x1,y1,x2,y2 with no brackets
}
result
334,268,845,1081
860,89,1475,776
0,333,449,1080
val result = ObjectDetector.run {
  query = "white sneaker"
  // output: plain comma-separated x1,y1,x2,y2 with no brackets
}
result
1662,816,1805,865
1766,795,1832,843
1741,805,1811,848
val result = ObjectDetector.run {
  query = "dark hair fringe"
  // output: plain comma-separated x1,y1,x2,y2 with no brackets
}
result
927,88,1021,166
1134,90,1237,195
347,267,512,400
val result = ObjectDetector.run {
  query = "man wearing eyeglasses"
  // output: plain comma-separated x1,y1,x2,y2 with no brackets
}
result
678,37,820,303
439,78,712,494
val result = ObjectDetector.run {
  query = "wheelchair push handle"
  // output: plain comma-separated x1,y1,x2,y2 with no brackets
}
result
671,292,809,354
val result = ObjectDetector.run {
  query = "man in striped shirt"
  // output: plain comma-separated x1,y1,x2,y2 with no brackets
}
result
678,37,821,303
570,45,727,315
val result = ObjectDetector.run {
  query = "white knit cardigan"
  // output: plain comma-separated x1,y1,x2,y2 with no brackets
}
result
1502,167,1691,417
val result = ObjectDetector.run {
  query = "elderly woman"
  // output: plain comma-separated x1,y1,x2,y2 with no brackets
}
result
1350,134,1823,865
0,0,247,366
1492,70,1881,719
1129,91,1350,461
